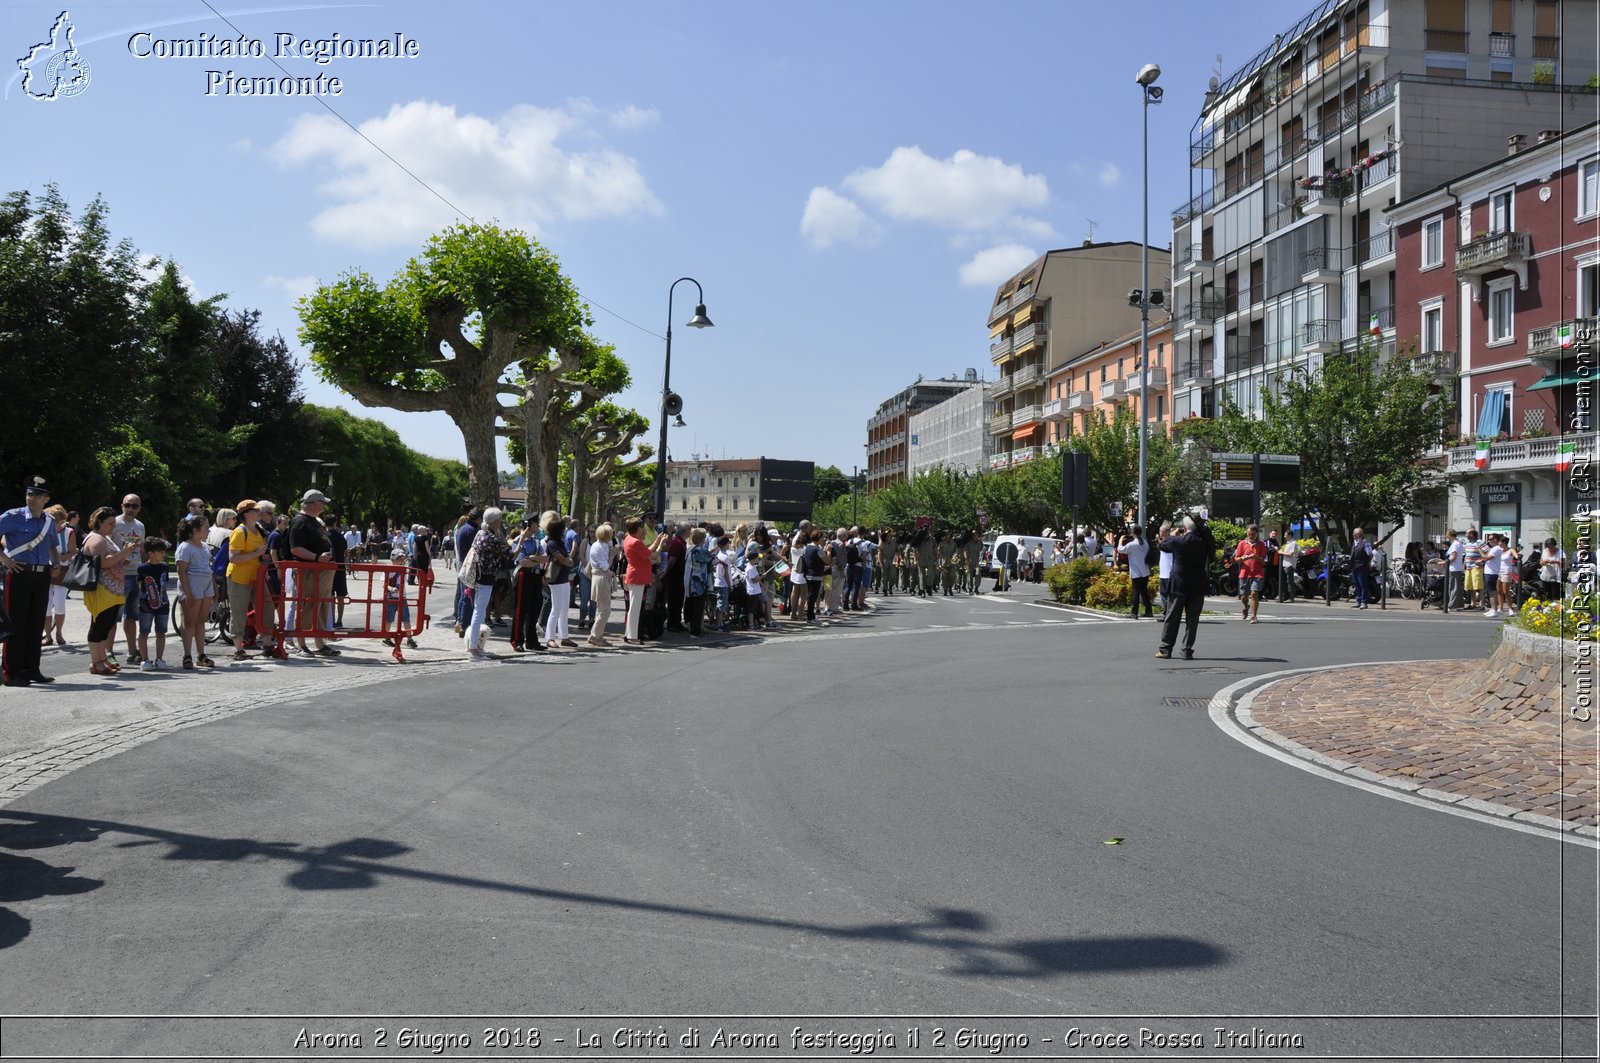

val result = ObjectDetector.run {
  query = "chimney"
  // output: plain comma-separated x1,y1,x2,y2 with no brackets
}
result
1537,128,1562,144
1507,132,1526,155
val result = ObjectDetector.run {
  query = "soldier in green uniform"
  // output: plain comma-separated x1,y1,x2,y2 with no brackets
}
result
914,529,937,598
963,530,985,594
937,531,957,596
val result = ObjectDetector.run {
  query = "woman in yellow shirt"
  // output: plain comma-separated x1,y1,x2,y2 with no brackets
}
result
225,500,276,660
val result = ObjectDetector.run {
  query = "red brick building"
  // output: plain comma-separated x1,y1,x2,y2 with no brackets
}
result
1389,122,1598,542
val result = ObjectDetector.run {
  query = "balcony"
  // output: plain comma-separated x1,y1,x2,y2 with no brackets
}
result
1099,378,1127,403
989,334,1014,361
1013,322,1047,353
1176,359,1214,386
1528,317,1599,366
1425,28,1468,53
1533,36,1559,59
1301,246,1343,285
1042,397,1065,422
987,294,1011,325
1302,318,1339,353
1411,349,1459,385
1357,154,1397,193
1172,186,1218,223
1011,284,1036,309
1364,304,1395,333
1182,297,1225,325
1010,446,1039,466
1299,179,1352,216
1065,389,1094,413
989,375,1014,399
989,452,1012,471
1362,227,1395,264
1455,230,1531,295
1011,403,1043,428
1126,366,1168,392
866,431,906,456
1223,344,1266,374
1445,431,1596,474
1009,362,1042,390
989,411,1013,436
1489,32,1515,58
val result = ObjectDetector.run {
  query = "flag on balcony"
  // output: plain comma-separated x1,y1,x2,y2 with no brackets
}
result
1474,439,1492,470
1369,313,1381,335
1559,324,1574,349
1556,441,1575,472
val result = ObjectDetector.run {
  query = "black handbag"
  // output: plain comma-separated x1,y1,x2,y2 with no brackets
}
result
62,550,100,592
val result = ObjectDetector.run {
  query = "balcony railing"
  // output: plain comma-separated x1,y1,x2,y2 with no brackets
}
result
1303,318,1340,350
988,411,1013,435
1445,431,1596,474
1126,367,1168,392
1426,28,1468,53
1065,390,1094,412
1302,246,1344,279
987,294,1011,325
1013,322,1047,352
989,453,1013,471
1533,36,1559,59
1172,185,1218,222
1455,230,1531,276
1010,362,1042,389
1528,317,1599,361
1010,446,1039,465
989,375,1014,398
1176,359,1214,385
1489,32,1515,57
1042,398,1065,421
990,334,1014,360
1012,403,1043,427
1411,349,1459,383
1223,344,1266,374
1363,227,1395,262
1358,154,1397,192
1012,284,1035,307
1365,304,1395,332
1182,297,1226,324
1099,379,1127,402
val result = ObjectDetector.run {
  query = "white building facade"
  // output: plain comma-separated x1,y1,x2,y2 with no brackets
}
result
907,384,996,478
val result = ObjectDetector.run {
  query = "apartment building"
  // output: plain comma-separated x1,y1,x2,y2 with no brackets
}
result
1388,121,1599,543
987,242,1165,467
865,374,982,491
1171,0,1598,427
907,383,997,478
1039,322,1177,458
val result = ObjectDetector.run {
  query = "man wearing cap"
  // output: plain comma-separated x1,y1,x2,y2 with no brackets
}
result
288,490,340,658
1,477,61,686
113,493,146,665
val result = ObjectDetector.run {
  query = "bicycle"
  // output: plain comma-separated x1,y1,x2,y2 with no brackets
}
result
171,594,232,645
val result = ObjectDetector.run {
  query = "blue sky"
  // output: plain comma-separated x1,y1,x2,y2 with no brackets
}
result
4,0,1290,477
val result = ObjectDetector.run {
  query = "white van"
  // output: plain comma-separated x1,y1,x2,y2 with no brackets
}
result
988,534,1067,574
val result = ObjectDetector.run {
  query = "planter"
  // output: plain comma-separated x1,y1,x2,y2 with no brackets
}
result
1447,625,1595,722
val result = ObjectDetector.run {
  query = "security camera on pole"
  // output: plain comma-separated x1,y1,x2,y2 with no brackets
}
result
1134,62,1164,532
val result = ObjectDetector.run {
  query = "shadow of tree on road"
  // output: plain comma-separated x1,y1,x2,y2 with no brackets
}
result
0,811,1226,977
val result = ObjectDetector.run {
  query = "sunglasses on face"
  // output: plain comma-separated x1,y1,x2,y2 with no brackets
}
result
123,503,140,509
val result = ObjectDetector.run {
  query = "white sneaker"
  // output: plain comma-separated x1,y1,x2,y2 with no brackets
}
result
139,660,155,672
152,658,167,670
1483,609,1499,618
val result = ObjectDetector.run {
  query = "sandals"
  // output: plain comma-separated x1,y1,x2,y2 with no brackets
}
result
90,662,117,676
197,656,215,669
232,650,253,662
315,646,341,657
182,656,195,670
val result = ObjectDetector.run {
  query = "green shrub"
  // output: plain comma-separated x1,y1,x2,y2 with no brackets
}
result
1048,557,1105,604
1085,570,1131,608
1209,520,1248,561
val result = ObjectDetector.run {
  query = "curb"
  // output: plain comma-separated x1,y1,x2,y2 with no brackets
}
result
1207,662,1599,849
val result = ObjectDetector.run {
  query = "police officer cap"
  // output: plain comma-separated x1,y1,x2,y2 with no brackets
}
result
23,475,49,495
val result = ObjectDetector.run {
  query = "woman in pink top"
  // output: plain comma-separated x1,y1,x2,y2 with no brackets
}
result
621,517,663,646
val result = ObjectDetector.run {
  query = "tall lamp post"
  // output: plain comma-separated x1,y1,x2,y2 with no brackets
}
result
1135,62,1163,531
652,278,714,523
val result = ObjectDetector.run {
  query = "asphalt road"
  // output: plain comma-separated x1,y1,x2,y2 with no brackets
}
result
1,591,1593,1060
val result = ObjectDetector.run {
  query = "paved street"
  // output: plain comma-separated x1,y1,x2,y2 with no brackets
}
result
1,585,1594,1060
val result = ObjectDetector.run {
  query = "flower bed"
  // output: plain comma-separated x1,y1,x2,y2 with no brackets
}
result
1511,596,1597,643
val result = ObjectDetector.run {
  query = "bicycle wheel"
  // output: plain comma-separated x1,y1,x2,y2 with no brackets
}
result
170,597,185,636
207,600,231,644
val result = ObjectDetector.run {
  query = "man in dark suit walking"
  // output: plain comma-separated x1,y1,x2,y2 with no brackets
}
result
1156,513,1216,661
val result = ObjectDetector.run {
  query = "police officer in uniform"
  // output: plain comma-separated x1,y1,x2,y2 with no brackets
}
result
1,476,60,686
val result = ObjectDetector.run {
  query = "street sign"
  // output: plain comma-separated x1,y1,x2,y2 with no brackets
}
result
1208,452,1302,521
975,508,988,527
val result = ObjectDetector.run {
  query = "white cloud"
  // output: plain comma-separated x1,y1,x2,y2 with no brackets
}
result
274,100,663,249
841,146,1049,233
263,274,319,307
800,187,882,249
1098,163,1121,188
958,244,1038,288
608,104,660,130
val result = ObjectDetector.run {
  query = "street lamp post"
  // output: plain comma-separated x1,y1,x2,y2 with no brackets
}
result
1136,62,1163,531
652,278,713,523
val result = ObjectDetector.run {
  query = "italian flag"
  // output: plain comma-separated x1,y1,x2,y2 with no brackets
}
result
1556,440,1575,472
1475,440,1492,469
1559,324,1574,349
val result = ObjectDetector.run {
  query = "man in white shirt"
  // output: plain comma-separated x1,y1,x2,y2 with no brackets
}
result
1444,530,1465,609
1082,530,1099,564
1481,533,1504,617
1118,529,1155,618
1277,528,1298,602
113,493,146,665
344,524,362,553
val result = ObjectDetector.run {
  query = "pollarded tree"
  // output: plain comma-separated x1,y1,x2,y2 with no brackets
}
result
497,335,631,508
563,402,649,525
298,222,589,508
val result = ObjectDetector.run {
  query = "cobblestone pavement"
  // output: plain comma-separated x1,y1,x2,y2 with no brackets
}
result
1248,662,1599,831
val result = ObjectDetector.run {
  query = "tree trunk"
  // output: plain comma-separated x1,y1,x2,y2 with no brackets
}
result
520,374,551,513
569,443,590,525
455,386,502,511
539,416,563,512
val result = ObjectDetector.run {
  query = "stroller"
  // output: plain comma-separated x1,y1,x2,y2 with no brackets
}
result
1418,563,1445,609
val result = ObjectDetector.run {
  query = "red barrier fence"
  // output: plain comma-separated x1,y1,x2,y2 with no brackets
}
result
258,560,432,662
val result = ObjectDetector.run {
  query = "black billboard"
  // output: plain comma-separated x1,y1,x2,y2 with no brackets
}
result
758,458,816,522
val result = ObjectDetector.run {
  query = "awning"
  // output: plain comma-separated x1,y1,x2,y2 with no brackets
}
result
1012,304,1034,325
1528,369,1587,390
1011,423,1040,441
990,321,1007,338
1208,73,1262,121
